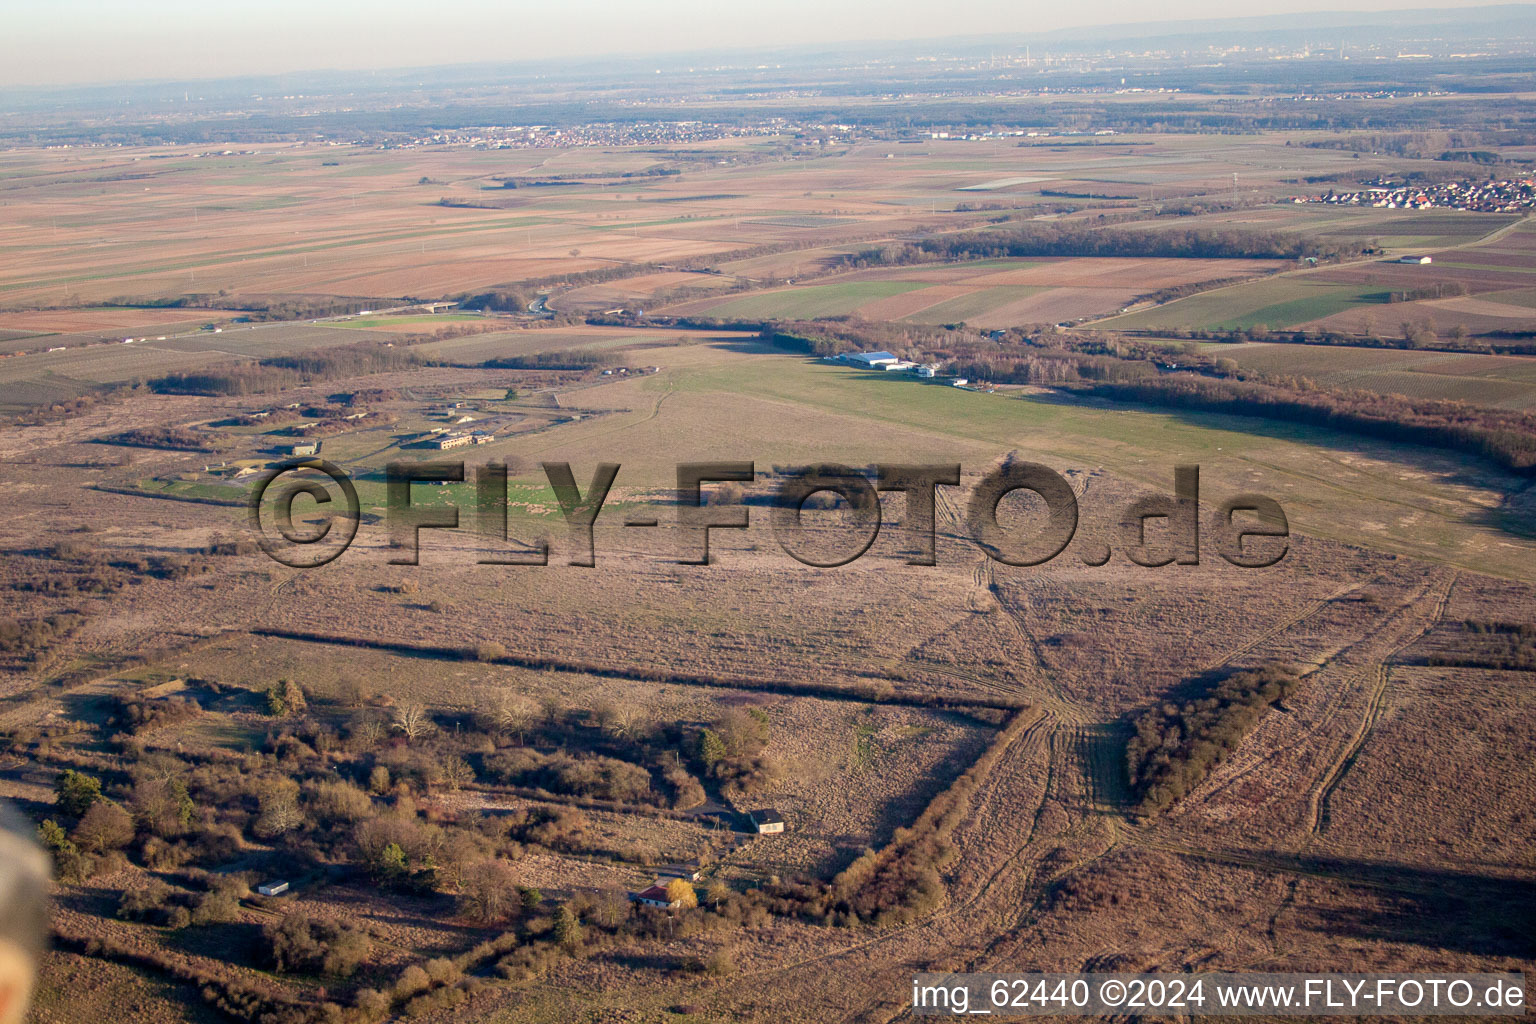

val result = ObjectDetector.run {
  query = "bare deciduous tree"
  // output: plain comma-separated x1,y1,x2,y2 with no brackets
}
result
488,692,537,744
391,703,434,741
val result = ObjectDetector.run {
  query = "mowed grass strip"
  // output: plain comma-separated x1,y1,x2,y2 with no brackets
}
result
331,313,486,329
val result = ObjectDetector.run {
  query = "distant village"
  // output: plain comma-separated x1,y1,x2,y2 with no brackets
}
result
1292,176,1536,212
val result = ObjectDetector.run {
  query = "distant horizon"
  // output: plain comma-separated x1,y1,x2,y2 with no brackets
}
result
3,0,1534,90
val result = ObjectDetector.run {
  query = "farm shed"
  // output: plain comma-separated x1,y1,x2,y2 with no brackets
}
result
842,351,898,368
749,808,785,834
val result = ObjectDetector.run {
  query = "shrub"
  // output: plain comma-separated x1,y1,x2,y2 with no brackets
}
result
458,858,521,924
552,905,583,951
392,964,430,1001
117,880,174,922
72,801,134,854
309,780,374,826
263,912,372,977
55,768,102,818
702,947,736,976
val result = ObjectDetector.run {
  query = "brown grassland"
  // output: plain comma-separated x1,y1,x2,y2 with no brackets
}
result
0,127,1533,1024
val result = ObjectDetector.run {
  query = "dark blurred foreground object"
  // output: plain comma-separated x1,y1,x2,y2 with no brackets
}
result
0,802,48,1024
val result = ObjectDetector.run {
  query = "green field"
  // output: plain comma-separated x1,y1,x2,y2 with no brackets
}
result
1100,278,1386,331
1484,288,1536,309
696,281,928,319
899,286,1048,324
1203,342,1536,408
417,328,667,363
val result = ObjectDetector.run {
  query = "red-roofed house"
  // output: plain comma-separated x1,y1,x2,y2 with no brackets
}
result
629,883,681,909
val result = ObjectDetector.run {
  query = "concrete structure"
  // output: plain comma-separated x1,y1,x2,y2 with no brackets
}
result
916,365,938,378
289,442,319,457
257,881,289,897
749,808,785,834
434,433,473,450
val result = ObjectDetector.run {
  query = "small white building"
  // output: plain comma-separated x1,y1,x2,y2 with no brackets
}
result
289,442,319,457
1399,255,1433,264
749,808,785,834
257,881,289,897
883,360,918,372
916,365,938,378
950,378,969,388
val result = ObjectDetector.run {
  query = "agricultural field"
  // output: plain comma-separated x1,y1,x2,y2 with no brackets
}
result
1202,342,1536,408
0,131,1444,314
0,307,239,338
663,257,1284,327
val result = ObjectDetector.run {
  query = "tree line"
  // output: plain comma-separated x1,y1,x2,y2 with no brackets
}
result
1082,374,1536,475
834,223,1374,267
148,342,423,396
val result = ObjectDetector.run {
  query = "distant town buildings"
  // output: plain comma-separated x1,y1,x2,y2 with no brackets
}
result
1293,177,1534,213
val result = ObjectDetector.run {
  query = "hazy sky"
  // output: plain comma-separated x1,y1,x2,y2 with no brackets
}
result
0,0,1504,88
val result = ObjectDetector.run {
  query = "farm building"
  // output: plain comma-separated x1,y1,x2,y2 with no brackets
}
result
629,883,681,909
660,862,703,882
841,351,898,368
289,442,319,457
749,808,785,834
257,881,289,897
883,360,918,371
1399,255,1433,264
950,378,969,388
916,365,938,378
435,433,473,450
